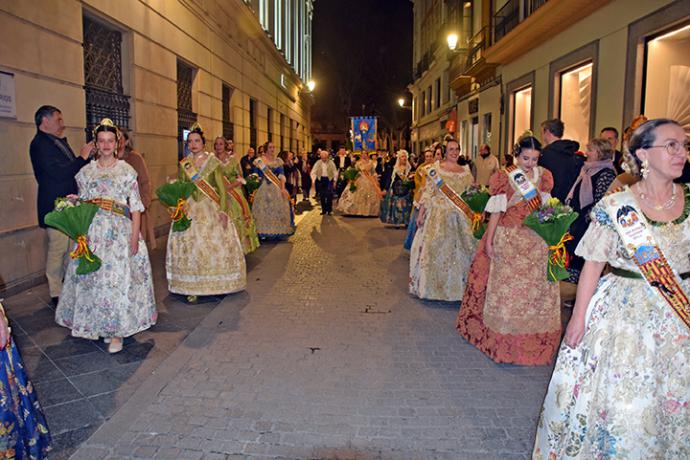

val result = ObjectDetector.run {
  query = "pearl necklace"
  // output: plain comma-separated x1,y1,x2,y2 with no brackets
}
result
638,183,678,211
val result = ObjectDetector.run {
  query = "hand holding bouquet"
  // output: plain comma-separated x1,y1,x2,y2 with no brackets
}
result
44,197,102,275
342,166,360,192
245,173,261,204
523,197,578,282
156,181,195,232
461,185,490,239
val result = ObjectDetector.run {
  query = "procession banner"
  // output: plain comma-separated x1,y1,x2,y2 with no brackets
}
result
351,116,377,152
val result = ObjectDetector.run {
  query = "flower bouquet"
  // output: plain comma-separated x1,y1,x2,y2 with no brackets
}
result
156,181,195,232
523,197,578,282
44,197,101,275
342,166,360,192
245,173,261,204
461,185,490,239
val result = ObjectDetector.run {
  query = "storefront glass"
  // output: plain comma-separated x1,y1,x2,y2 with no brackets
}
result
558,62,592,146
512,86,532,145
644,23,690,135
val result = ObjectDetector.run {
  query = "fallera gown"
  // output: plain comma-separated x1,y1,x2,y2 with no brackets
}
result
457,167,561,365
219,155,260,254
409,162,476,301
337,160,382,216
533,186,690,459
56,160,157,339
166,153,247,295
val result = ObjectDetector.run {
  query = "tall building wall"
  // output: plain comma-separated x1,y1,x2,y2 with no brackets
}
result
0,0,313,293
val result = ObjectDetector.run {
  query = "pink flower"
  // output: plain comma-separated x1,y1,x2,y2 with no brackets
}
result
663,399,681,414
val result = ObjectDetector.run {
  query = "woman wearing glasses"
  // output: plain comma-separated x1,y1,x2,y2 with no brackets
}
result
534,119,690,459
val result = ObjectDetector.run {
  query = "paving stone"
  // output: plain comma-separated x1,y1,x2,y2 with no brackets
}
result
66,209,556,458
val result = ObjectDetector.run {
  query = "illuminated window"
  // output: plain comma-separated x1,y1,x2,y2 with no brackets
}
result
644,23,690,135
512,86,532,145
558,62,593,145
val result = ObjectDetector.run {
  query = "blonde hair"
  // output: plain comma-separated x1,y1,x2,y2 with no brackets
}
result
587,138,614,161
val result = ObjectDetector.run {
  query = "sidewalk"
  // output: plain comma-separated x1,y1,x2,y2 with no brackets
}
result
2,200,315,460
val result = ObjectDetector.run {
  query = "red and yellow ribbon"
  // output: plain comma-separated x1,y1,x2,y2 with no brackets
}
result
169,198,187,222
70,235,95,262
548,232,573,280
471,212,483,233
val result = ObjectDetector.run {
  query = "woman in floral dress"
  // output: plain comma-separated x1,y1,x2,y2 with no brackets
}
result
457,136,560,365
409,139,475,301
0,301,51,458
214,136,259,254
380,150,413,226
534,119,690,459
166,126,246,302
337,151,383,216
56,119,157,354
251,141,295,239
404,148,434,250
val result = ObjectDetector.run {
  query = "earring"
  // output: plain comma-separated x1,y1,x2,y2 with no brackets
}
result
641,158,649,179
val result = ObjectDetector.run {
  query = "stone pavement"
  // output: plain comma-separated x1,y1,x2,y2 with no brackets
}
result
64,208,558,460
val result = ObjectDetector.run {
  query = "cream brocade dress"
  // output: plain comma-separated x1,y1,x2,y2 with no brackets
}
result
166,154,246,295
409,162,476,301
337,160,381,216
533,188,690,459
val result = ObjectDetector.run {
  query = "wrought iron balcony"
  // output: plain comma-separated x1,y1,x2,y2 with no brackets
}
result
494,0,548,43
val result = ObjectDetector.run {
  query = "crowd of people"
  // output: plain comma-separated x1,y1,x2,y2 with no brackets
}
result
3,102,686,459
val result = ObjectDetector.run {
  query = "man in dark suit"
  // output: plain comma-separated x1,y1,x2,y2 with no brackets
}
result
334,147,351,197
538,119,583,202
29,105,91,305
600,127,623,174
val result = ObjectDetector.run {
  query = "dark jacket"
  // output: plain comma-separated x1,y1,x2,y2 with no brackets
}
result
538,139,583,202
29,131,88,227
334,155,351,172
240,154,255,177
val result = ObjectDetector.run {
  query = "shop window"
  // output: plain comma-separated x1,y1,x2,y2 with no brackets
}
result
558,62,593,146
483,112,492,146
644,24,690,134
512,86,532,145
427,86,432,113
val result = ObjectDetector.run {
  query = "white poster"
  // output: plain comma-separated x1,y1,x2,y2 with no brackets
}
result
0,71,17,118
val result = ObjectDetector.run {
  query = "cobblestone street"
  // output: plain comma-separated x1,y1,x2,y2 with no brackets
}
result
59,207,555,460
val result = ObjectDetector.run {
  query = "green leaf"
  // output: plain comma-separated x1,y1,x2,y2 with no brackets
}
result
155,181,195,207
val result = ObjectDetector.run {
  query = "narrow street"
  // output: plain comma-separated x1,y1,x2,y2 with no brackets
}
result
33,207,557,460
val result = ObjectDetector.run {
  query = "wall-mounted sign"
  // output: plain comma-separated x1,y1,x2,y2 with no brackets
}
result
0,71,17,118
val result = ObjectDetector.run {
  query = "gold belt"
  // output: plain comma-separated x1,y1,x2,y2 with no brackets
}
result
87,198,131,219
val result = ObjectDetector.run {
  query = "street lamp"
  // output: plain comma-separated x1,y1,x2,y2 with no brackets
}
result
447,33,459,51
398,97,405,107
307,80,316,92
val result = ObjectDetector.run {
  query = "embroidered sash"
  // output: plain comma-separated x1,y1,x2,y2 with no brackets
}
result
254,158,283,188
180,156,223,210
360,165,382,194
222,176,252,223
604,187,690,330
505,165,542,212
427,166,477,226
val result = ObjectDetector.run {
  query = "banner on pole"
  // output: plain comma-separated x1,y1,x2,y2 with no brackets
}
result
350,116,377,152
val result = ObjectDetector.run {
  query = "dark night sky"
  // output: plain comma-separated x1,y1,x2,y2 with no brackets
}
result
311,0,413,134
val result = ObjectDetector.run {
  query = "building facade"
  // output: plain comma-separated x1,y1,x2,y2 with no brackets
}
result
409,0,466,156
446,0,689,161
0,0,314,293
